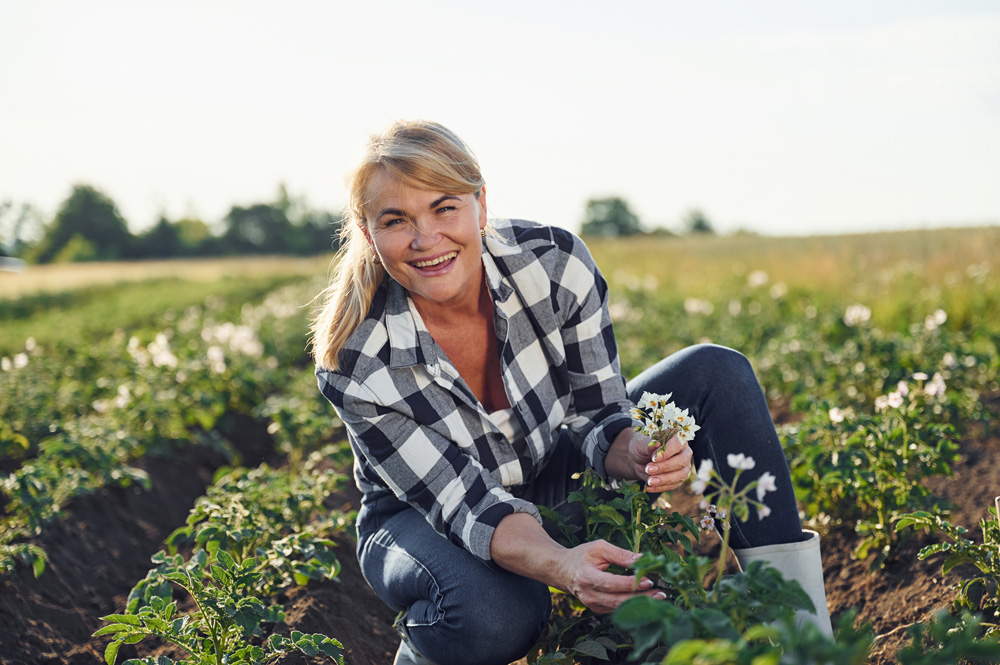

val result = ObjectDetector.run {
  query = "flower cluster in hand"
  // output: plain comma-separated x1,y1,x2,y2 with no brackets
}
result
630,392,700,459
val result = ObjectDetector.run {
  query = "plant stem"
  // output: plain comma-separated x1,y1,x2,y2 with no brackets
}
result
634,504,642,554
994,496,1000,564
712,518,733,604
712,470,741,601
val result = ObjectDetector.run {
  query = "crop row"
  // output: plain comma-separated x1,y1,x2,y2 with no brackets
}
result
85,297,355,664
0,275,329,577
95,448,352,665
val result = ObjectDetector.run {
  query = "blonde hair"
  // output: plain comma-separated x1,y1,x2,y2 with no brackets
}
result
310,120,485,371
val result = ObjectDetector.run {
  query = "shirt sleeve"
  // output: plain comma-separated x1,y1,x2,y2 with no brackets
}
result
319,370,542,565
549,230,636,479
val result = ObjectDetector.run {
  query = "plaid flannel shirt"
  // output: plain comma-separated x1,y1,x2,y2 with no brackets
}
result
316,218,635,564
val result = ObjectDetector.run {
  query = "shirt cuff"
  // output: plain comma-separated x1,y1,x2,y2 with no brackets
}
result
471,499,543,569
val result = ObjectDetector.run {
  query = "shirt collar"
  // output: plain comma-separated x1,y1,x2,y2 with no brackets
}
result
482,219,516,303
384,279,440,372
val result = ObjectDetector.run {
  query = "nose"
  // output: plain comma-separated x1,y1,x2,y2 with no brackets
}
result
408,218,441,250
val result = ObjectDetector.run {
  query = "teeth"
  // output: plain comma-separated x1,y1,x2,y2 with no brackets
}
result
413,252,457,268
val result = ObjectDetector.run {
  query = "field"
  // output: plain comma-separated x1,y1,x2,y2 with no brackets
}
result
1,226,999,665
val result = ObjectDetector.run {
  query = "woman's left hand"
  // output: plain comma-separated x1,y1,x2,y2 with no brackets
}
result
640,433,693,492
607,428,693,492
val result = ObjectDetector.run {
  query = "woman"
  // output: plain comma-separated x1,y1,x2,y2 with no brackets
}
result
311,120,832,665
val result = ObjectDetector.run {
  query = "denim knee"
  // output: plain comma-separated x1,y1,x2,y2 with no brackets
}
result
628,343,761,405
359,508,551,665
414,575,550,665
677,343,755,386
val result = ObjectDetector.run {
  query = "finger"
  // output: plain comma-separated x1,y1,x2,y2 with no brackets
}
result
632,435,656,466
591,570,650,595
647,467,691,491
644,444,693,478
585,586,666,614
592,542,643,570
651,433,686,462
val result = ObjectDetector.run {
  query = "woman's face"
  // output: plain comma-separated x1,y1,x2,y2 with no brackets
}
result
365,172,488,317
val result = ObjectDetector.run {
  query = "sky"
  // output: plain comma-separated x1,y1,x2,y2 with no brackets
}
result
1,0,998,237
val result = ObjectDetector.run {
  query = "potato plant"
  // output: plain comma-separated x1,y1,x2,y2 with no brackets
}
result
893,611,1000,665
0,277,322,578
94,550,343,665
164,458,349,597
532,474,851,663
896,500,1000,631
783,398,958,564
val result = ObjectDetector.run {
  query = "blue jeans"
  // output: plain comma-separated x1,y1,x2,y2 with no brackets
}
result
356,344,805,665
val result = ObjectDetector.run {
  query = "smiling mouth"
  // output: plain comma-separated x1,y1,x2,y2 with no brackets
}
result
412,251,458,269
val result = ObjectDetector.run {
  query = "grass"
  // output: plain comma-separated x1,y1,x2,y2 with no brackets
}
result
587,226,1000,297
587,226,1000,333
0,254,335,300
0,255,336,357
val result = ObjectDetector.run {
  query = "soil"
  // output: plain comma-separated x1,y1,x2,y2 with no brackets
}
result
2,402,998,665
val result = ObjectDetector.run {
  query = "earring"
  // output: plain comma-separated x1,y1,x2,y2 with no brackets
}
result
481,227,487,240
372,251,381,265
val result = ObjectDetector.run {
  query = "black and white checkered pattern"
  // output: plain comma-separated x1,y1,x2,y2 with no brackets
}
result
317,219,634,563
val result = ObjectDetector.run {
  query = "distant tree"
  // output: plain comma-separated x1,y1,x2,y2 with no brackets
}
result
580,197,642,237
221,202,294,254
683,208,715,235
0,200,44,257
276,184,342,255
52,234,98,262
29,185,134,263
174,218,212,255
137,217,182,258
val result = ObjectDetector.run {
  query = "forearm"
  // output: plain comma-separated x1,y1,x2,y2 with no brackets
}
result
490,511,659,614
490,512,570,591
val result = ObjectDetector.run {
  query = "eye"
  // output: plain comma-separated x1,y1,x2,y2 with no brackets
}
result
383,217,405,228
436,206,456,214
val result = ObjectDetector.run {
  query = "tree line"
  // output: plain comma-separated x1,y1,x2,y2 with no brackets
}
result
580,197,715,238
0,184,341,264
0,187,715,264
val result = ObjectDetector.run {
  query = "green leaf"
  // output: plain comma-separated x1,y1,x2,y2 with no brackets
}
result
297,640,320,657
942,553,967,575
749,652,781,665
573,639,609,660
612,595,661,628
104,640,121,665
31,553,46,578
92,624,133,637
313,636,344,660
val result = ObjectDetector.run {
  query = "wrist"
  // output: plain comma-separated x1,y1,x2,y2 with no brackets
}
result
604,427,638,481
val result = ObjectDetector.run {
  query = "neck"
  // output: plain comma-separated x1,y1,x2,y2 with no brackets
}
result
412,270,490,328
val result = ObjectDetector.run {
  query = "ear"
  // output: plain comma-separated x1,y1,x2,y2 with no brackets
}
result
476,185,488,229
358,222,376,250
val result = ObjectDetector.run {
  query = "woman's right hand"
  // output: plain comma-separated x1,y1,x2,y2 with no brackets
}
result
556,540,664,614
